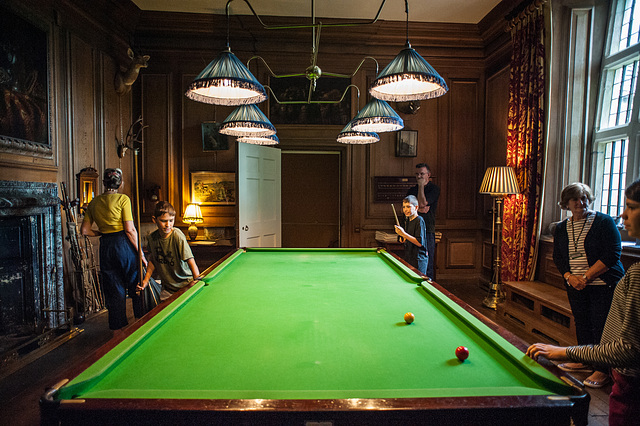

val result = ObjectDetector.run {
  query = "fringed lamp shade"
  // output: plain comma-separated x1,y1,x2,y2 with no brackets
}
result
479,166,520,196
336,121,380,144
185,48,267,106
350,98,404,133
219,104,276,137
369,44,448,102
237,134,280,145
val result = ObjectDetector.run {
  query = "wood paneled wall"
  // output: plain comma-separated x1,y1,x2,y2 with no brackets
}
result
132,6,517,282
0,0,523,286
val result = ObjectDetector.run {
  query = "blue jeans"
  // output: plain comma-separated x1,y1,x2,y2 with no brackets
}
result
100,231,142,329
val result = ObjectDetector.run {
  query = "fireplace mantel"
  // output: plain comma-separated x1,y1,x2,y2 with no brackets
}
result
0,181,65,340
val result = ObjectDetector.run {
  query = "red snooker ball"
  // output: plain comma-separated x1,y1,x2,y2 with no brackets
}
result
404,312,415,324
455,346,469,361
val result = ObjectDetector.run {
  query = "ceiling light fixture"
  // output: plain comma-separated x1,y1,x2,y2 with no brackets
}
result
187,0,446,145
237,134,280,145
350,98,404,133
219,104,276,137
337,121,380,144
369,0,448,102
184,2,267,105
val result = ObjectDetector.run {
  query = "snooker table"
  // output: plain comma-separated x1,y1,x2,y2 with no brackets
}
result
41,248,589,425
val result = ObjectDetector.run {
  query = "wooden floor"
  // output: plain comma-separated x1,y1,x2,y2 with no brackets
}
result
0,280,610,426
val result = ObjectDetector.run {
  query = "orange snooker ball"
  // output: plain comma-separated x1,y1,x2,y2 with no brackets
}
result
404,312,415,324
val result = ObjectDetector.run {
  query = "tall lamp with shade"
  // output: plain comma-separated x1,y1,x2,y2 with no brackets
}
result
183,203,204,241
479,166,520,309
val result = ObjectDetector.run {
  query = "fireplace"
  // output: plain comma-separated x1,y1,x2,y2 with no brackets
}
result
0,181,65,359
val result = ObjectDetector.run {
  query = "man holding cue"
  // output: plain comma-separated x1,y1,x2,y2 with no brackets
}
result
405,163,440,279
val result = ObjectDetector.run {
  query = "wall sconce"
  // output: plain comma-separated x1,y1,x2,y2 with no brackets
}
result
76,167,99,213
183,203,204,241
479,166,520,309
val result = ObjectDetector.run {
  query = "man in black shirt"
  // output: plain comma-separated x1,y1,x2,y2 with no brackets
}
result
406,163,440,279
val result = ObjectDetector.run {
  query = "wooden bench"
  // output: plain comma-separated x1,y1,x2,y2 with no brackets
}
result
497,281,577,346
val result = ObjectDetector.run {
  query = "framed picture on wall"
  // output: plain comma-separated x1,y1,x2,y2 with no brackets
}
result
268,76,351,125
0,7,51,151
396,130,418,157
201,122,229,151
190,172,236,205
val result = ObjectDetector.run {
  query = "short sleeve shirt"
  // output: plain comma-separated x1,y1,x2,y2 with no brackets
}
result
147,228,195,292
83,193,133,233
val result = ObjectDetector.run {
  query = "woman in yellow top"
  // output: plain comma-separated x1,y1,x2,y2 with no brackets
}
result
81,168,145,329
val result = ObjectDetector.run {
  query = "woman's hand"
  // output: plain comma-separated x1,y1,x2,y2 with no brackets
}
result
526,343,568,361
136,279,148,292
566,274,588,290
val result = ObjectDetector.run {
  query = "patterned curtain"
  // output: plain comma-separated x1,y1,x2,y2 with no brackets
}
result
501,1,546,281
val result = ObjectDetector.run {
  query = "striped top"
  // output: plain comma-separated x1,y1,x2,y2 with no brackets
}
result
567,262,640,377
567,213,604,285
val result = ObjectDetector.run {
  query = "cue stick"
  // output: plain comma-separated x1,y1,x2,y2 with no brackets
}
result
391,204,401,227
133,148,158,307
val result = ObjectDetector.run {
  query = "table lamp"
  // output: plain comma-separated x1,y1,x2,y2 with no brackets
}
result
479,166,520,309
183,203,204,241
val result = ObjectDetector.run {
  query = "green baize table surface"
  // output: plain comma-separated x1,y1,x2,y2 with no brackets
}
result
59,248,571,401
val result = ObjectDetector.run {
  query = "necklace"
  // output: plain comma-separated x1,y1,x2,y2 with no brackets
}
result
570,211,590,255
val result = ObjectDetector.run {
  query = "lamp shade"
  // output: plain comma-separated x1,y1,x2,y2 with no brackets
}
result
185,48,267,106
336,121,380,144
370,44,448,102
219,104,277,137
350,98,404,133
183,203,204,224
479,166,520,196
237,134,280,145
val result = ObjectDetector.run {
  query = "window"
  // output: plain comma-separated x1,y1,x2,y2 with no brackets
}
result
593,0,640,236
598,139,628,218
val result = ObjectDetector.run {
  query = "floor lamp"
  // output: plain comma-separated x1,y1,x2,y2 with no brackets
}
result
479,166,520,309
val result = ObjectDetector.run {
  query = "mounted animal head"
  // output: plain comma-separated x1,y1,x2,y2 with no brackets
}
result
114,48,150,95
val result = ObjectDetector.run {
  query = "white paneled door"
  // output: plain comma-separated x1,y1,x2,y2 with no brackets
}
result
238,143,281,247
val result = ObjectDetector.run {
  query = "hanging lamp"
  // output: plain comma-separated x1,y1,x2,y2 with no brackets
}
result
369,0,448,102
336,121,380,144
185,48,267,106
237,134,280,145
184,2,266,106
219,104,276,137
350,98,404,133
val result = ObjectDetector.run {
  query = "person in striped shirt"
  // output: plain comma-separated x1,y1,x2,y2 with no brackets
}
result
527,178,640,426
551,182,625,388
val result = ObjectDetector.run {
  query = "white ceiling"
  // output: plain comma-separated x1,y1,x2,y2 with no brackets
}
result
131,0,502,25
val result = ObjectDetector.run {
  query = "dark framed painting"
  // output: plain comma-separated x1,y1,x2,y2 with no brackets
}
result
268,76,352,125
396,130,418,157
190,172,236,205
201,122,229,151
0,7,50,149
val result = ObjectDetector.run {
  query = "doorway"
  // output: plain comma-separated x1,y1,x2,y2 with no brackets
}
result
281,151,340,248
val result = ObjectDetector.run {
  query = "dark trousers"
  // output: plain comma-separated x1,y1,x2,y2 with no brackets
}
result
425,232,436,279
566,283,616,373
610,370,640,425
100,231,142,329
